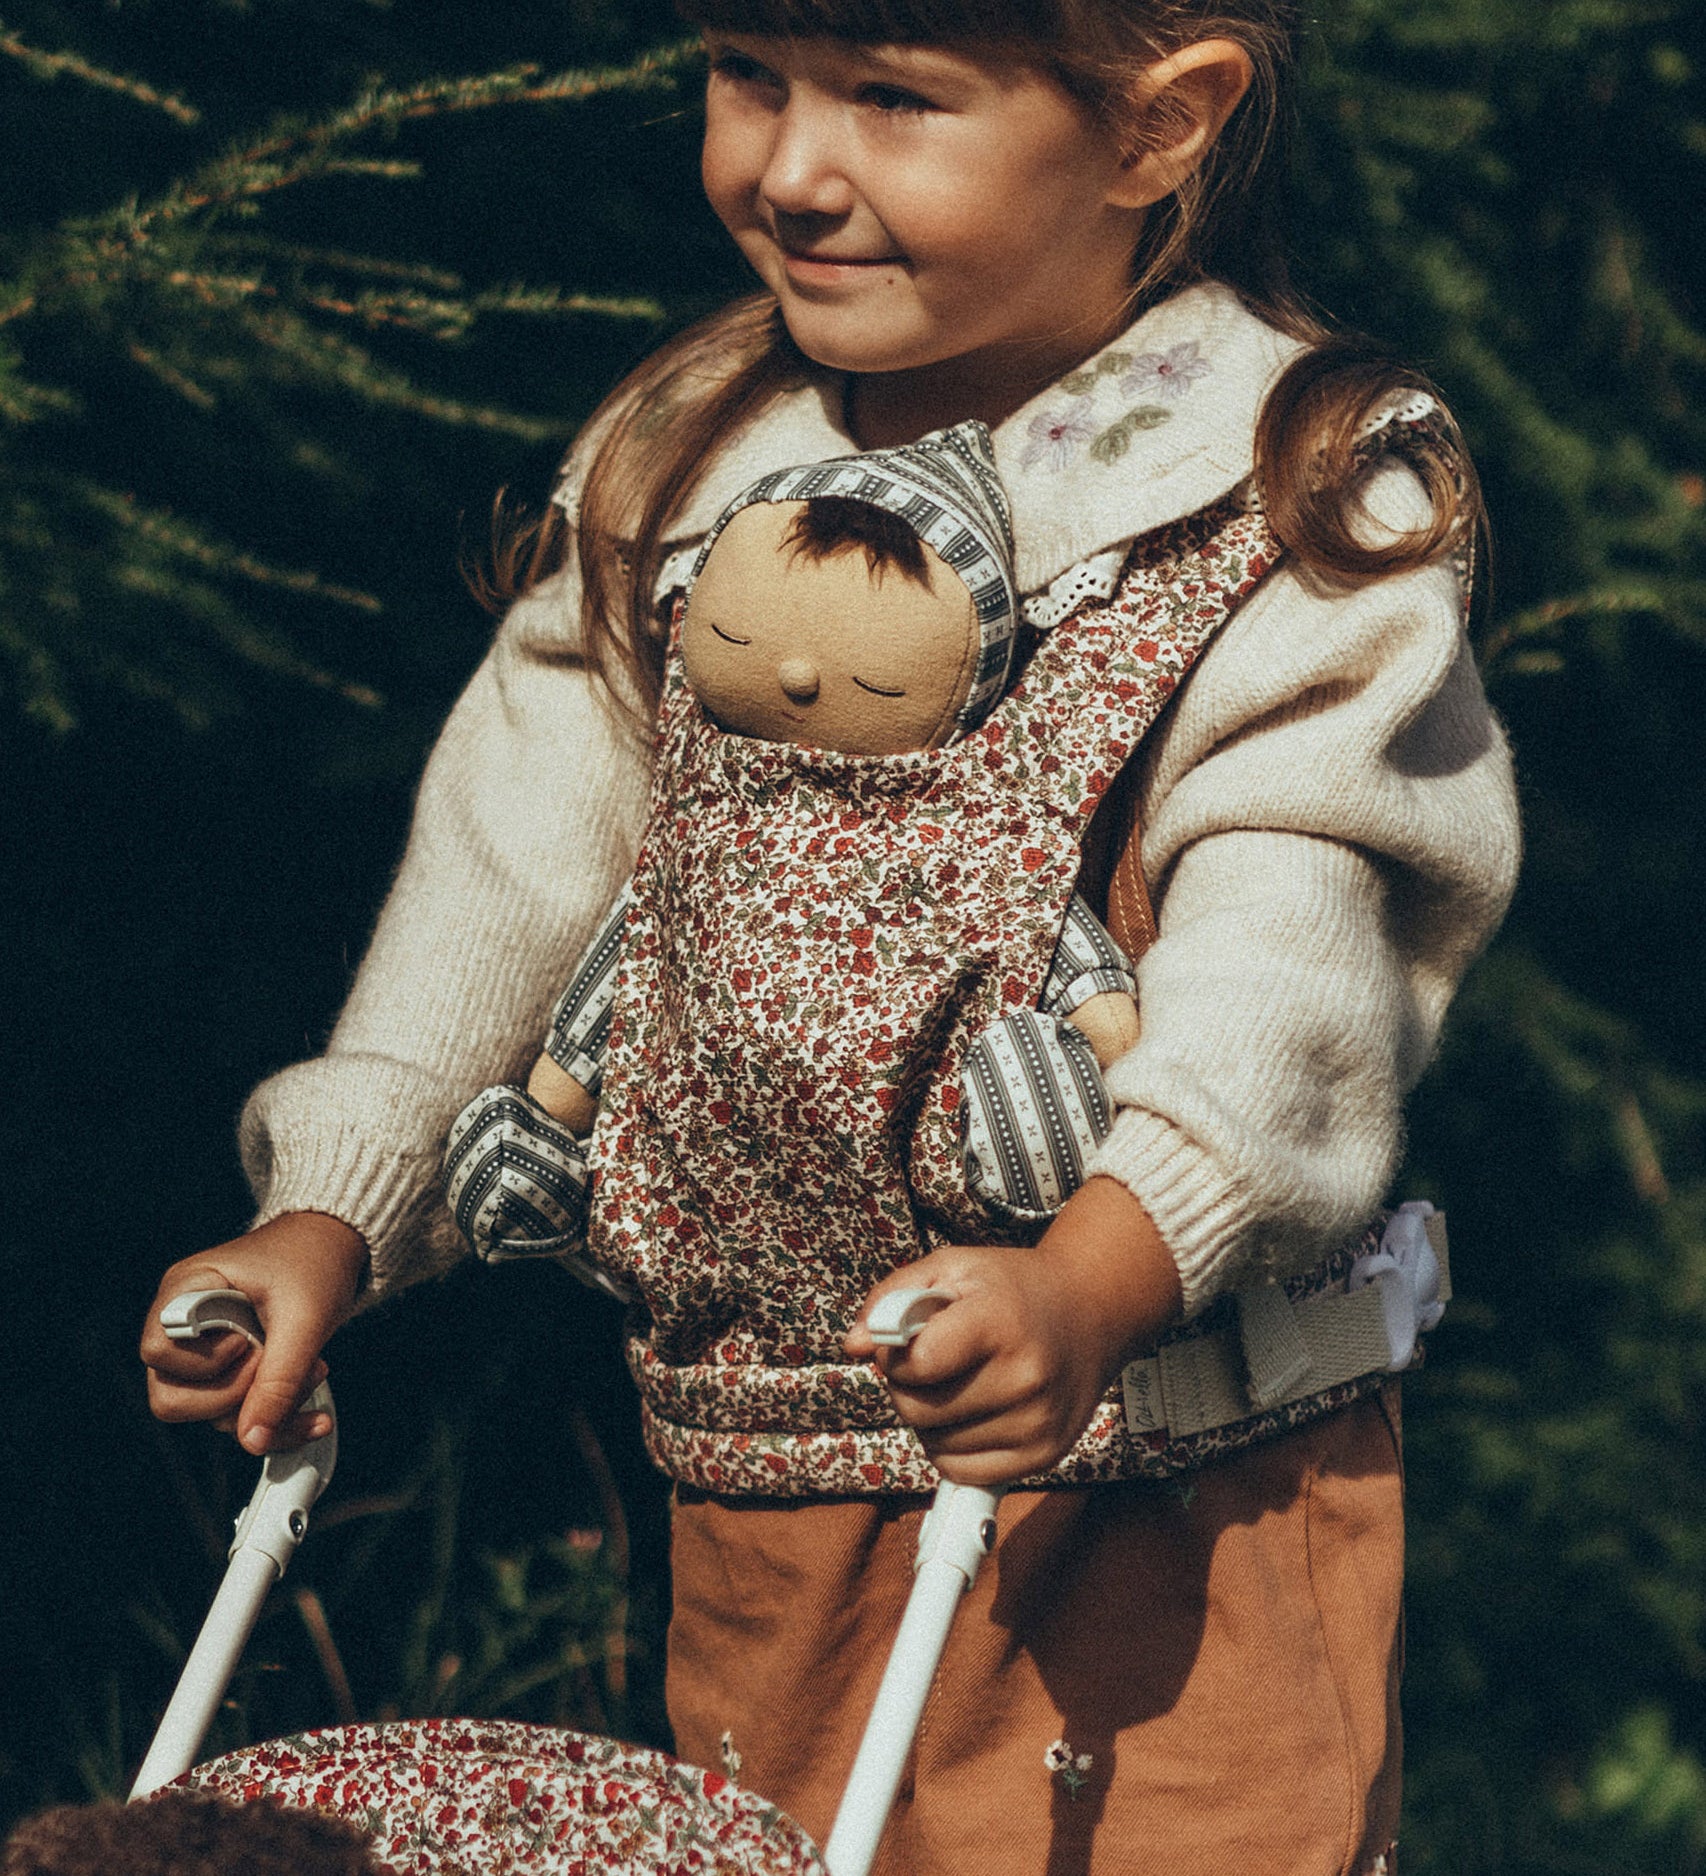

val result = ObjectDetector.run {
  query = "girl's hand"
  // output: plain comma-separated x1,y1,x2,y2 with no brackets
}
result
843,1178,1183,1487
140,1212,368,1455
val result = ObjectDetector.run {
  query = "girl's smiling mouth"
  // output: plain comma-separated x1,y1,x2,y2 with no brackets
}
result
779,244,906,281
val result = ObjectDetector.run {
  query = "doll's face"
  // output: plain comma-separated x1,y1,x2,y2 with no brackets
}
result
682,502,978,755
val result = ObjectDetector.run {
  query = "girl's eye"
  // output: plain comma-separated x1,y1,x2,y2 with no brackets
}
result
710,620,752,646
708,50,782,93
857,83,934,116
853,677,906,697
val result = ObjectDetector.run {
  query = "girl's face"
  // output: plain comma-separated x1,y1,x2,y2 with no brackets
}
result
701,34,1150,441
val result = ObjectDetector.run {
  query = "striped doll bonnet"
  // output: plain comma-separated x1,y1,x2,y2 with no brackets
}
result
684,420,1019,738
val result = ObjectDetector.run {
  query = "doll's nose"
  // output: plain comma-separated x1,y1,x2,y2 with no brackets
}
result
777,658,820,703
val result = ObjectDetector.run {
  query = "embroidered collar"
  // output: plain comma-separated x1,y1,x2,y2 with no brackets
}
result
556,279,1304,601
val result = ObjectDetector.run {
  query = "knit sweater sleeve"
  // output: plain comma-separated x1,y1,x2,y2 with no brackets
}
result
1086,458,1521,1315
237,564,653,1299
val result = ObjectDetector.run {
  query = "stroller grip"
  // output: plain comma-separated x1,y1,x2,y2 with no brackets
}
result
131,1289,338,1799
826,1288,1005,1876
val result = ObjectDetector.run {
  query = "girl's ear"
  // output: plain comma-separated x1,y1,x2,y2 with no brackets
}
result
1108,38,1255,210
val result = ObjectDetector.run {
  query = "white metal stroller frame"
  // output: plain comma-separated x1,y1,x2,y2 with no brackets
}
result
132,1285,995,1876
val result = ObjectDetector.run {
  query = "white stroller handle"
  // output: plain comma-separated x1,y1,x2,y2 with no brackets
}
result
865,1285,953,1348
131,1288,338,1799
825,1289,1005,1876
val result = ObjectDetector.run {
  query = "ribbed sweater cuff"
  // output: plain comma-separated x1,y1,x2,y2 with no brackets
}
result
246,1128,461,1305
1086,1108,1259,1318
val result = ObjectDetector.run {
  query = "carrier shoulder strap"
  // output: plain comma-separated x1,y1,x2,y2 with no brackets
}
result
1081,754,1157,965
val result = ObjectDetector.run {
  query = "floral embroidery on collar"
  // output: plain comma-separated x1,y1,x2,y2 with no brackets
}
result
1021,405,1098,471
1022,340,1213,471
565,278,1300,601
1120,340,1212,400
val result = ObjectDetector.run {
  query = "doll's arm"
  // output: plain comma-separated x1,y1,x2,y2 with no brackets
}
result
442,880,637,1263
525,881,635,1132
960,895,1139,1223
1039,893,1141,1069
239,566,651,1298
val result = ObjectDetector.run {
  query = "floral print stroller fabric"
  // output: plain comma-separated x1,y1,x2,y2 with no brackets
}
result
177,1718,829,1876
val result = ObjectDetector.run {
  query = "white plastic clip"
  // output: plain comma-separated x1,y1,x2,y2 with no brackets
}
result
1348,1201,1447,1372
825,1367,1002,1876
915,1478,999,1581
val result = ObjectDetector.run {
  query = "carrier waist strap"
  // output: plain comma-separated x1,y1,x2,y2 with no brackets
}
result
1121,1206,1449,1440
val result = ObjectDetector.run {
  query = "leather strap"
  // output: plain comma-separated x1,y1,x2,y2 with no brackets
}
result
1082,755,1158,964
1106,813,1157,963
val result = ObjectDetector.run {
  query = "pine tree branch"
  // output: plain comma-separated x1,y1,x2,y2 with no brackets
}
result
239,305,559,439
213,238,463,293
81,484,385,625
0,22,200,125
0,42,693,344
0,610,74,731
126,341,217,409
112,558,383,706
299,283,662,338
468,284,664,325
138,259,663,338
107,43,697,246
0,354,76,423
1480,581,1706,671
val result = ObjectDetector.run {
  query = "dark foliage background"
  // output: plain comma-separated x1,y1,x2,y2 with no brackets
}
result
1,3,1702,1869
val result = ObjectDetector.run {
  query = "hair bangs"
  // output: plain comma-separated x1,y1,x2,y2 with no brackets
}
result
678,0,1069,51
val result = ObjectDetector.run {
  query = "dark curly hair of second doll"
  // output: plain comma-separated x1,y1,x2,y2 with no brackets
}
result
2,1790,388,1876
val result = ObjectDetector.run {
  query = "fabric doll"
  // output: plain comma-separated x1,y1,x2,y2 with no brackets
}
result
443,423,1139,1278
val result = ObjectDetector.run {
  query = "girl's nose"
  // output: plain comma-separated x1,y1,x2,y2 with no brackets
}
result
759,103,855,220
777,657,820,703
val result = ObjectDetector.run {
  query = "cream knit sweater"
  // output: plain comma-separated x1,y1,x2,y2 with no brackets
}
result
239,284,1520,1317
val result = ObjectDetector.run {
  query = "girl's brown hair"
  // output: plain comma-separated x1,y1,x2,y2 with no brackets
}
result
493,0,1478,719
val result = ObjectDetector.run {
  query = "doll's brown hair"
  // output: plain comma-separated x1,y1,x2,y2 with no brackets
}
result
488,0,1479,721
783,497,932,585
2,1792,384,1876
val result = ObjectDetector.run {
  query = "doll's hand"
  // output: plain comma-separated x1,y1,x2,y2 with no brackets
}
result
526,1051,598,1135
844,1178,1183,1487
140,1212,367,1455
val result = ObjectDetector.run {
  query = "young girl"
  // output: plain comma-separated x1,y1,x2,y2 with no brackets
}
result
141,2,1521,1870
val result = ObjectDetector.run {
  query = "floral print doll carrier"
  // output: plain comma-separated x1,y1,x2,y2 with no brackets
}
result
580,428,1303,1499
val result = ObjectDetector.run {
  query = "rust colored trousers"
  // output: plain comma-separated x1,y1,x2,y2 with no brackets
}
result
668,1391,1404,1876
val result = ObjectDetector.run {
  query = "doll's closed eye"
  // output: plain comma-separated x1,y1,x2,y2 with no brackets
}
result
709,620,752,646
853,677,906,698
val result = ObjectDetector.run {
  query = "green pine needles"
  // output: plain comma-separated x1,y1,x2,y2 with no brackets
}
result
0,16,691,730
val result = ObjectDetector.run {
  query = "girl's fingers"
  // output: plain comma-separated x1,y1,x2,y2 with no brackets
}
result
220,1407,334,1447
145,1343,262,1424
927,1445,1044,1489
843,1257,964,1359
886,1356,1047,1432
910,1402,1055,1486
239,1327,338,1454
210,1378,331,1448
137,1262,245,1371
140,1325,252,1385
879,1291,1018,1393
